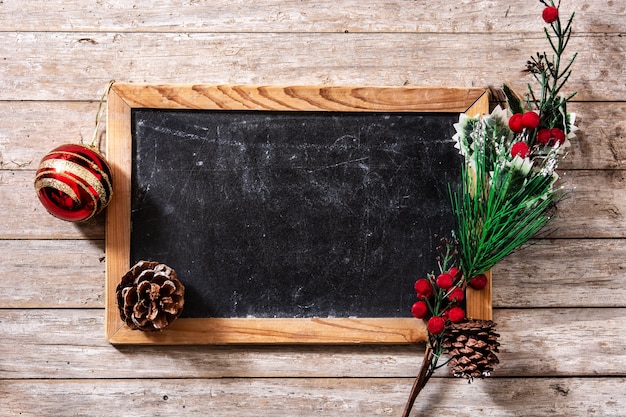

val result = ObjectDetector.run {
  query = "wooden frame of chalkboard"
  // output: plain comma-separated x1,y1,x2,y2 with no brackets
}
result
105,84,491,345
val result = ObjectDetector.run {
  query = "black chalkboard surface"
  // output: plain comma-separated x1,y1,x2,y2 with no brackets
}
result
130,110,459,319
105,84,490,344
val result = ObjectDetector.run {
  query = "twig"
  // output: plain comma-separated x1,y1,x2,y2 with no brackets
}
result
401,346,435,417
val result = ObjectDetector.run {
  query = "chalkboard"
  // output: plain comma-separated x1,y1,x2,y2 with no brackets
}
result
131,109,459,319
105,84,491,345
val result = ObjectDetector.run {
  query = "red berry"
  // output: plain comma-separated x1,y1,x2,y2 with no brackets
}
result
550,128,566,145
414,278,434,299
521,111,540,129
411,301,429,319
536,128,552,145
436,273,454,290
536,127,566,146
427,316,446,335
542,6,559,24
447,287,465,303
469,274,488,290
448,267,460,280
511,142,530,158
447,306,465,323
508,113,524,133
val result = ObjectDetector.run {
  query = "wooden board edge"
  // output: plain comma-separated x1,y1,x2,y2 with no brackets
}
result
111,84,487,113
465,90,491,118
105,88,132,342
466,270,493,320
463,90,493,321
107,317,427,345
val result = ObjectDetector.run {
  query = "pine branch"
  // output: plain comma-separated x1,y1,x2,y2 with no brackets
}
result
450,136,564,280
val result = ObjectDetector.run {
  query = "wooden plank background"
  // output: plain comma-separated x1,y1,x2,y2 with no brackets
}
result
0,0,624,415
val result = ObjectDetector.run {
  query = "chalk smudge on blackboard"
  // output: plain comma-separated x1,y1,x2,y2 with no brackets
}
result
130,109,461,319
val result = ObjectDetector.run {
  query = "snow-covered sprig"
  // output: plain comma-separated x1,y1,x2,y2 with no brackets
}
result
453,105,512,174
450,113,566,280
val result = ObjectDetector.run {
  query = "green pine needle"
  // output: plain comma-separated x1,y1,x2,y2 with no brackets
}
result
449,142,563,280
502,84,525,115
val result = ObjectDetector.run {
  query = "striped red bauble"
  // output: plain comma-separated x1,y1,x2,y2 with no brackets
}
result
34,143,113,222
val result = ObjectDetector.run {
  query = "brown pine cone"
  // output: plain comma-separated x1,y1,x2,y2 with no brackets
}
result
442,319,500,380
116,261,185,332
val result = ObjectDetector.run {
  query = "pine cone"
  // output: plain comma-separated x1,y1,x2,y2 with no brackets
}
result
116,261,185,332
442,319,500,380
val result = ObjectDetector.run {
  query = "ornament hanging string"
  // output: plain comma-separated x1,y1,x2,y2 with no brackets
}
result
88,80,115,150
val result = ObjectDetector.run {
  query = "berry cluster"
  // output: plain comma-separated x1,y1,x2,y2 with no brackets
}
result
506,0,575,160
410,239,488,336
508,109,566,159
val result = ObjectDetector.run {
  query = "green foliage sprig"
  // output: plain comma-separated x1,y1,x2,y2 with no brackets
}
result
404,1,578,415
450,118,564,280
452,0,577,280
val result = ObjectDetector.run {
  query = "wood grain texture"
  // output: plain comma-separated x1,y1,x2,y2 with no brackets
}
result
4,169,626,240
0,170,104,239
0,377,623,417
109,317,427,345
0,101,101,171
1,308,624,379
3,101,626,171
0,0,623,414
0,32,618,101
3,238,625,310
466,270,493,320
494,238,626,308
560,102,626,170
104,89,132,341
550,169,626,238
111,83,487,111
0,240,105,308
0,0,622,34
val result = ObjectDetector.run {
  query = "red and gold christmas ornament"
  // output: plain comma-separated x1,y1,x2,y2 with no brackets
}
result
34,143,113,222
